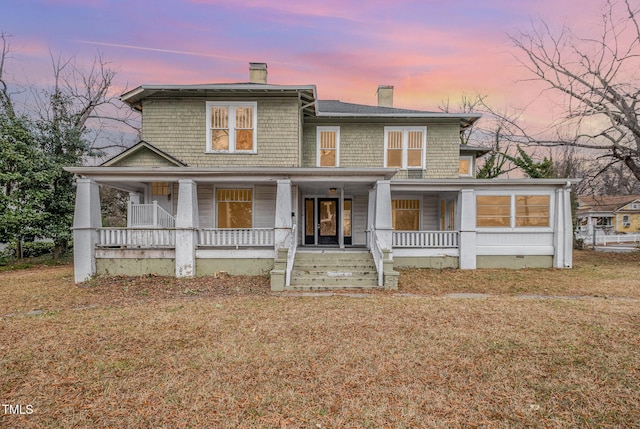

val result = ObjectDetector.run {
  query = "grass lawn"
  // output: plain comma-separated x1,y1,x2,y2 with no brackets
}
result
1,250,638,428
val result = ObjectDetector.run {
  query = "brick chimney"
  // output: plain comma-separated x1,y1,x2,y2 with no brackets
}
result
377,85,394,107
249,62,268,84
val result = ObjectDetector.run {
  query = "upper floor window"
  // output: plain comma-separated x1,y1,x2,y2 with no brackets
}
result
206,102,257,153
384,127,426,169
317,126,340,167
459,156,473,177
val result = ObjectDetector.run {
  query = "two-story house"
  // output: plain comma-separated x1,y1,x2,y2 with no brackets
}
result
67,63,576,290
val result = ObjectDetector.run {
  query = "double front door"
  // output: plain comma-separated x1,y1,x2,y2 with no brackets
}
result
304,198,352,245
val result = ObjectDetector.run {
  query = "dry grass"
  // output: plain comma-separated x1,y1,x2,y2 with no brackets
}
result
1,250,639,428
400,250,640,298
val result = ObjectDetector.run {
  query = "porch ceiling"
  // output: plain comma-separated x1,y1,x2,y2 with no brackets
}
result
296,181,373,195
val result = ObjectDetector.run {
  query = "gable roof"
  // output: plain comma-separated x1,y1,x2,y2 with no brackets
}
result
101,141,187,167
577,195,640,215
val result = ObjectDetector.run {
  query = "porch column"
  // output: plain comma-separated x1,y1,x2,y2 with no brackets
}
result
554,186,573,268
374,180,392,250
367,188,376,248
458,188,477,269
563,187,573,268
72,178,101,283
274,179,292,249
175,179,199,277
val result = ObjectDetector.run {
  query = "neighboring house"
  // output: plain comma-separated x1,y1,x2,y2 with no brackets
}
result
66,63,576,290
577,195,640,235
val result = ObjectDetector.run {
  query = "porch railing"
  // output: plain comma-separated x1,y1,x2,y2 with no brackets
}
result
285,224,297,287
98,228,176,248
198,228,275,247
392,230,459,248
128,201,175,228
368,225,384,287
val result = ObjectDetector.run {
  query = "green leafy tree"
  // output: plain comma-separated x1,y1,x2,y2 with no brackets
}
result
0,113,51,256
503,145,554,179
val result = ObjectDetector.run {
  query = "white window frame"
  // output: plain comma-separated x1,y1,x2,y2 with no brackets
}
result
384,126,426,169
622,214,630,227
475,191,554,231
316,126,340,167
206,101,257,154
459,155,474,177
213,185,255,229
391,196,423,230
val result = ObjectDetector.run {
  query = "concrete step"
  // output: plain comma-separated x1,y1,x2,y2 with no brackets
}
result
291,269,377,277
289,250,378,288
289,276,379,287
292,262,376,269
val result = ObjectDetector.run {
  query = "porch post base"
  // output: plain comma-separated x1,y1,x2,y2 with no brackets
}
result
175,230,197,278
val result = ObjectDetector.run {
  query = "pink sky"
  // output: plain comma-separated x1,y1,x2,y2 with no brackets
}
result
0,0,611,123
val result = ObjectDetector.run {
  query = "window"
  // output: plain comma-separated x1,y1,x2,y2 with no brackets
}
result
477,196,511,227
343,200,351,237
459,156,473,176
317,127,340,167
622,215,630,227
151,182,169,196
392,199,420,230
206,102,257,153
216,189,252,228
384,127,426,169
516,195,550,227
477,194,550,228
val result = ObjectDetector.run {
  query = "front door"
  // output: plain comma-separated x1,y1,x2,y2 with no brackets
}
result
318,198,339,245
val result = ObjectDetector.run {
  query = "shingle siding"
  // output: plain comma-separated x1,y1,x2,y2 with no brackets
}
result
302,122,460,178
111,150,178,167
142,97,300,167
424,123,460,179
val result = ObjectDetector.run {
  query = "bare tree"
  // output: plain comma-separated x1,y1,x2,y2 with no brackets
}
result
508,0,640,183
33,51,140,160
0,32,16,119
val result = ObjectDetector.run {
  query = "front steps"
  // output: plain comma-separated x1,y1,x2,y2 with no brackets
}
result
289,250,379,289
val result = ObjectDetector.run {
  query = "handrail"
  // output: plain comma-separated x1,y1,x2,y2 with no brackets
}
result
128,201,175,228
285,224,297,287
368,224,384,287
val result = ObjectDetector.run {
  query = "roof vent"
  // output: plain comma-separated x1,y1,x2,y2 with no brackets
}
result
377,85,394,107
249,62,268,84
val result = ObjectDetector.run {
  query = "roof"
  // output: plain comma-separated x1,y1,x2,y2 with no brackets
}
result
120,83,318,115
316,100,480,128
577,195,640,215
460,144,491,156
120,83,480,125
